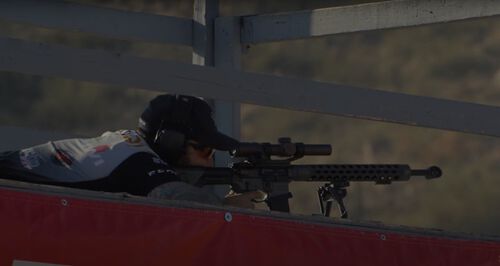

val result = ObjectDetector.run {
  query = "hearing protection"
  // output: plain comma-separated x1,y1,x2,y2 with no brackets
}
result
153,95,193,163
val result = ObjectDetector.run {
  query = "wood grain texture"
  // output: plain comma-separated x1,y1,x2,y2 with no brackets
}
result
0,0,192,45
0,37,499,137
242,0,500,43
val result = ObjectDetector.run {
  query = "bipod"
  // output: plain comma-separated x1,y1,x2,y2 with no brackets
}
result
318,181,349,218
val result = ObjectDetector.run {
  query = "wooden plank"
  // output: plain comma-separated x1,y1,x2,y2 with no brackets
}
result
215,17,242,70
214,16,242,167
191,0,230,196
192,0,218,65
0,0,192,46
1,37,500,137
214,16,242,139
0,126,75,151
241,0,500,43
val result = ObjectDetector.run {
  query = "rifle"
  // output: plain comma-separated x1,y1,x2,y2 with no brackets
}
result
177,137,442,218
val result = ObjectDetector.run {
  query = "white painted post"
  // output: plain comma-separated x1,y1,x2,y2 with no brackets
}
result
214,16,242,162
212,16,242,198
192,0,241,164
192,0,217,66
192,0,241,197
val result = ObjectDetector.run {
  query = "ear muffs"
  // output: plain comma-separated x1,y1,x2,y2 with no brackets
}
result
151,95,194,163
153,128,186,163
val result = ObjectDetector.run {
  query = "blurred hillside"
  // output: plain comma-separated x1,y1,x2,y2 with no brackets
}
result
1,0,500,235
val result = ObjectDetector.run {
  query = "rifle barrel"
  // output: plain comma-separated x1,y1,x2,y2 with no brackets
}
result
291,164,442,183
410,166,442,179
179,164,442,186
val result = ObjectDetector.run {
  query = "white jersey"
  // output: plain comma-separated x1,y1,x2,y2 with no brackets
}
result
14,130,160,182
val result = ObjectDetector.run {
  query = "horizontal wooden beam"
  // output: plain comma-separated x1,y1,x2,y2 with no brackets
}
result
0,0,192,46
0,37,499,137
241,0,500,43
0,126,75,151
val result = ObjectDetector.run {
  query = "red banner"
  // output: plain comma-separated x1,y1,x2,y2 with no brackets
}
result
0,187,499,266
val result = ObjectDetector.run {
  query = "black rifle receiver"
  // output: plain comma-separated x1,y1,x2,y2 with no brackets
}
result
177,138,442,218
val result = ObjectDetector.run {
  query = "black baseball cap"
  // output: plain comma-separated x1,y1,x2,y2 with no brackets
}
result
139,94,239,151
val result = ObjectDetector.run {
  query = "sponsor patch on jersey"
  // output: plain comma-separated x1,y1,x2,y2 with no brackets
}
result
19,148,40,170
147,168,177,177
152,157,168,166
94,145,110,153
53,148,74,166
120,130,143,146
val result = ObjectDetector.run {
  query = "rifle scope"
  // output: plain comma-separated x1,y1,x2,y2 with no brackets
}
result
233,137,332,157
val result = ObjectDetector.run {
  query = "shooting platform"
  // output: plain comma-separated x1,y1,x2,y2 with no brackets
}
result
1,179,500,265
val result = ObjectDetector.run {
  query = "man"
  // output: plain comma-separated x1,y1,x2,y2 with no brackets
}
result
0,94,263,208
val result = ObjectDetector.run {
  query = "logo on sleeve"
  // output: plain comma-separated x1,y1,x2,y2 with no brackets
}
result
152,157,168,166
88,145,110,166
147,168,177,177
52,148,74,166
19,148,40,170
94,145,110,153
120,130,143,146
